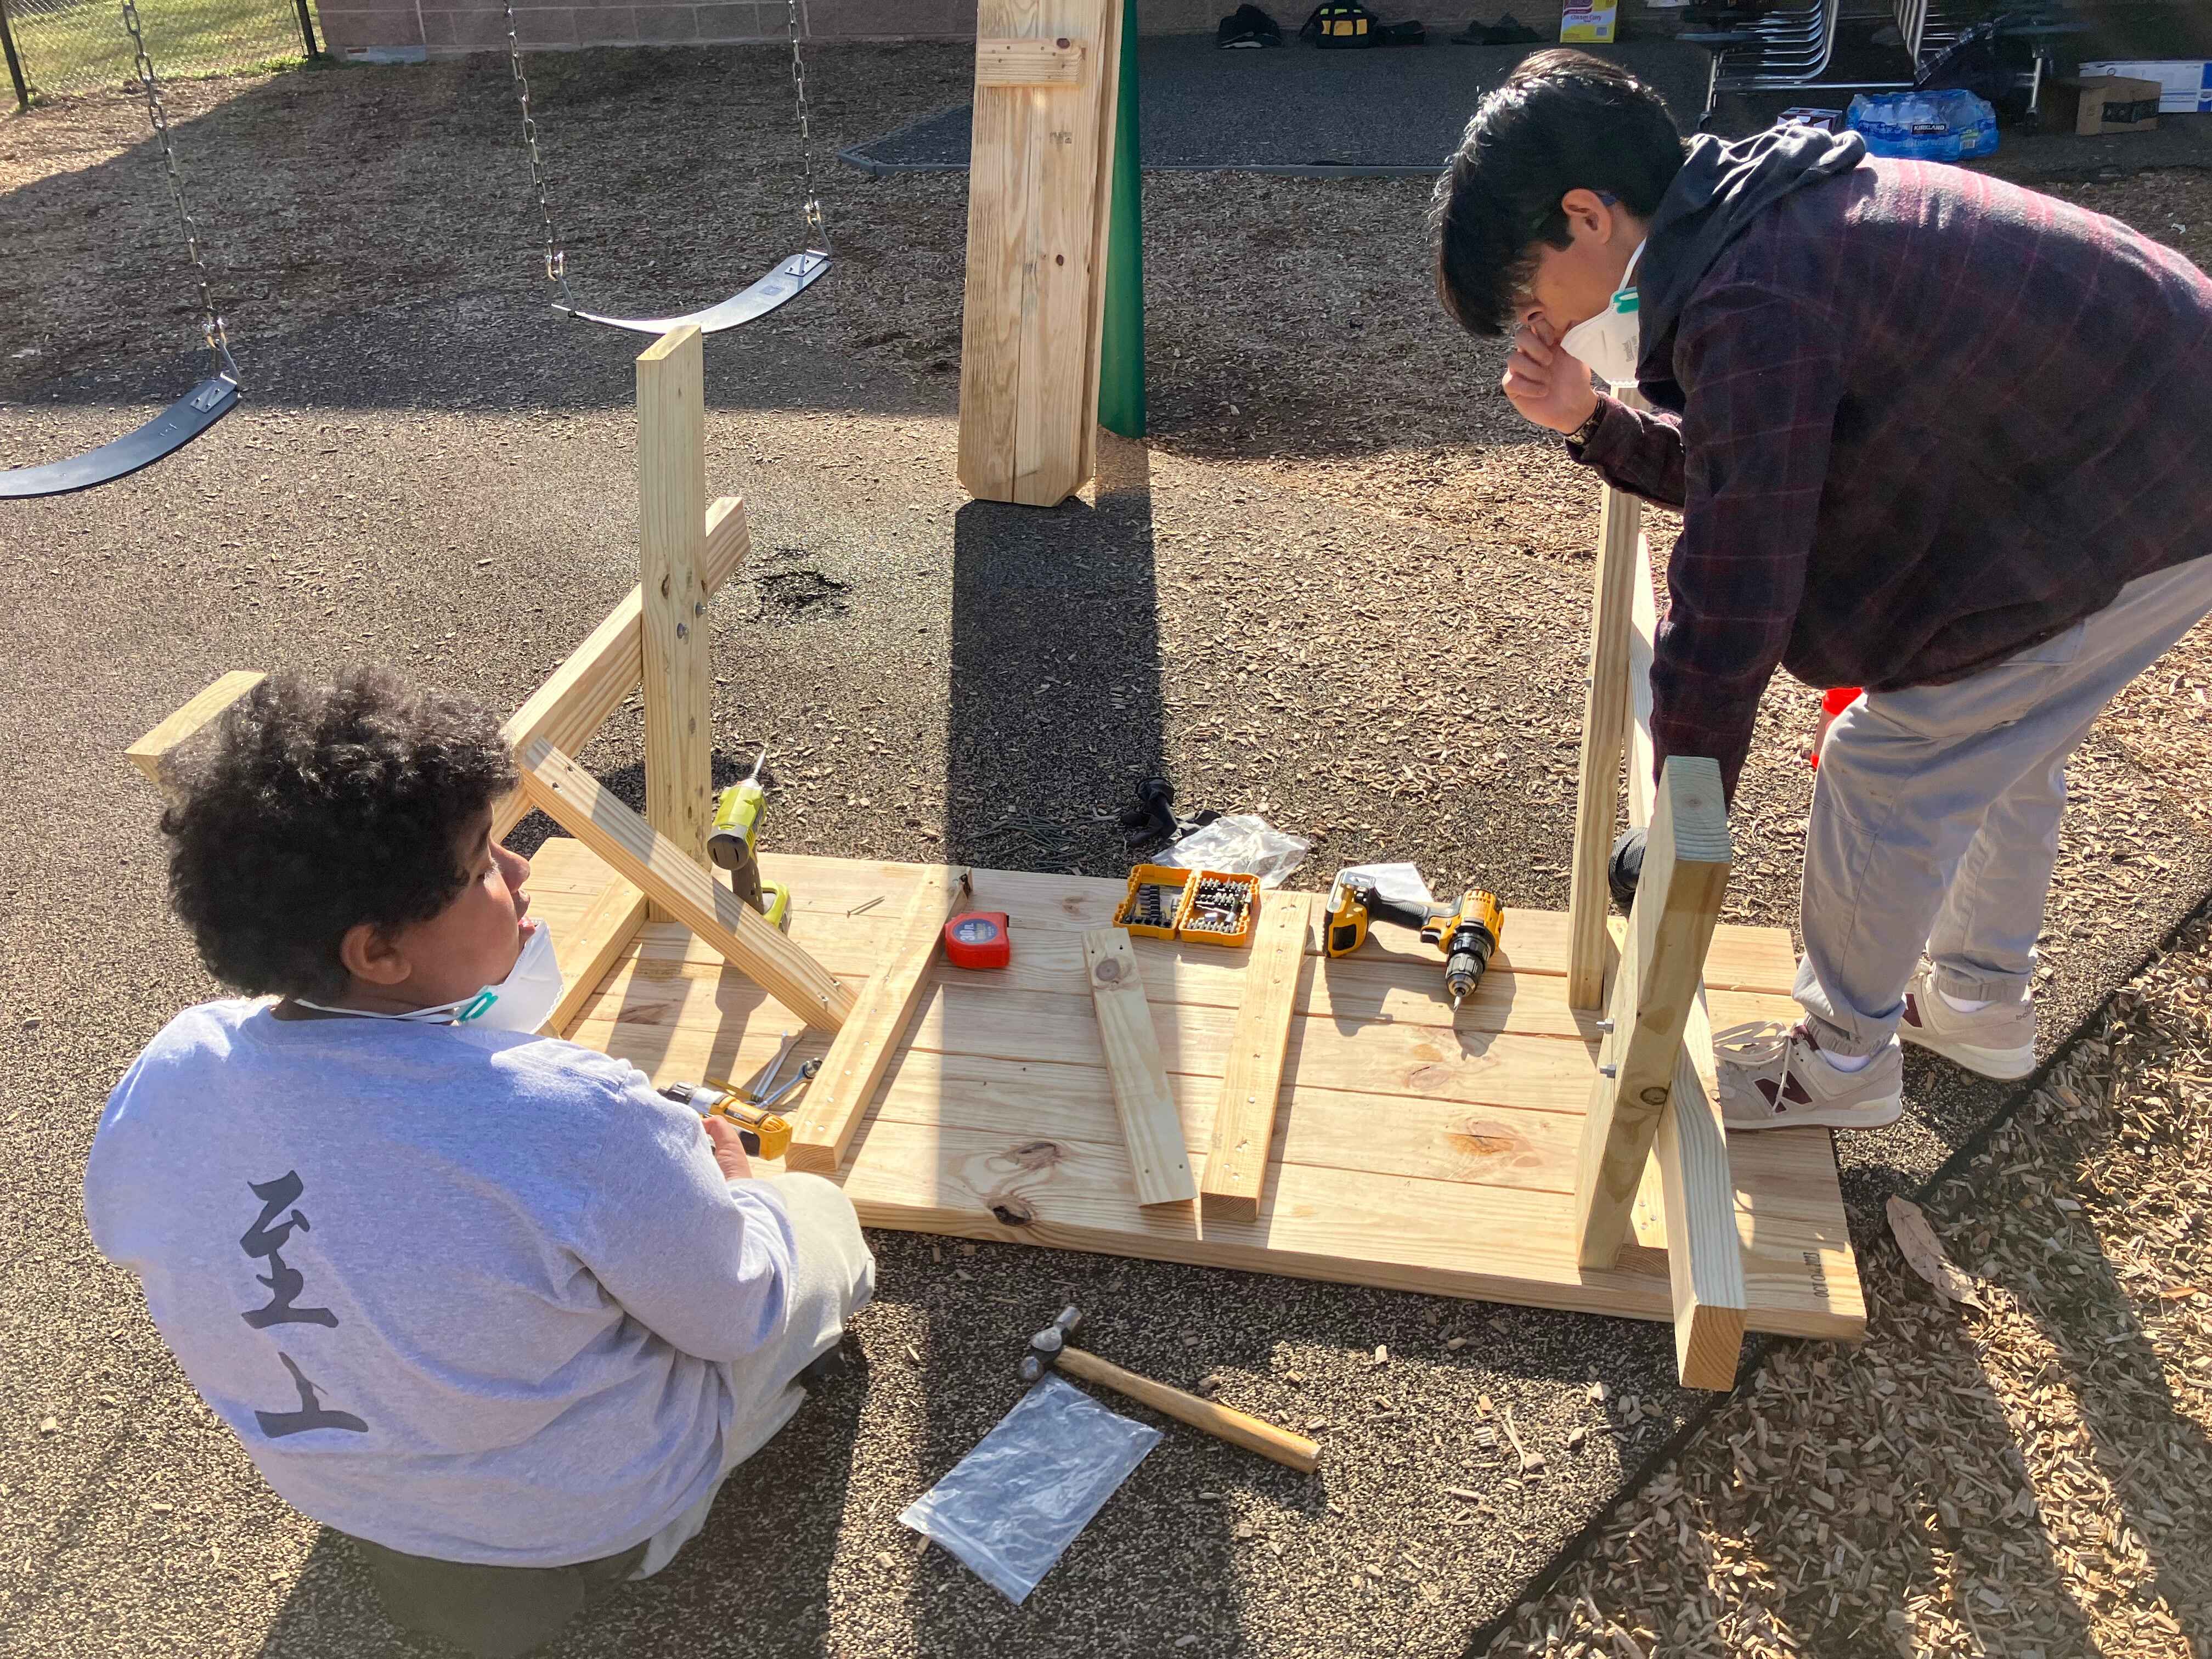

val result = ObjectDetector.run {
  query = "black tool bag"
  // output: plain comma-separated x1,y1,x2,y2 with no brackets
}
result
1301,3,1424,46
1302,2,1381,46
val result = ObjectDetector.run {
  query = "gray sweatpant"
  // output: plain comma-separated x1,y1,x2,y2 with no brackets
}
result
353,1173,874,1656
633,1172,875,1577
1796,553,2212,1058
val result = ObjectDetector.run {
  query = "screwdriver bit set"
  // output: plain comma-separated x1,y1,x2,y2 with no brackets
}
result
1113,864,1260,950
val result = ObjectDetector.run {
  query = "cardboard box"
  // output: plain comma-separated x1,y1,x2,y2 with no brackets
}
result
2078,59,2212,114
1778,106,1846,133
2044,76,2162,137
1560,3,1617,44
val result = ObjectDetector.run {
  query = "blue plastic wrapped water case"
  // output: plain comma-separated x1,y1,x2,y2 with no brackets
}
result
1846,90,2000,162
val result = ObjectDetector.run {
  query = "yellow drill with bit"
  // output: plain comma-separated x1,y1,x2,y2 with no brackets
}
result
1325,876,1504,1010
1421,888,1505,1011
707,748,791,930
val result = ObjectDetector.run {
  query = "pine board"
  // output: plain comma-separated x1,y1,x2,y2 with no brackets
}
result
530,838,1863,1343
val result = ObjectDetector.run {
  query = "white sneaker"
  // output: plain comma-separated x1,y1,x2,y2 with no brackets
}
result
1715,1020,1904,1132
1899,963,2036,1080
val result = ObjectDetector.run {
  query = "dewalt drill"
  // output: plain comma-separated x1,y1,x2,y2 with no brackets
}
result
657,1080,793,1160
1422,888,1505,1011
1325,875,1504,1010
707,748,792,930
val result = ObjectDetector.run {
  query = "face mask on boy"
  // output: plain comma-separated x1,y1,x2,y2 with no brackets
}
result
297,919,565,1034
1559,240,1645,390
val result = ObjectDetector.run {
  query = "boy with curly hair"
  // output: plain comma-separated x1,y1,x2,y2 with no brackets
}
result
86,666,873,1657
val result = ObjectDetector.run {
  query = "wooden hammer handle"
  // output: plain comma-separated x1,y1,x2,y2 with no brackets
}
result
1056,1348,1321,1474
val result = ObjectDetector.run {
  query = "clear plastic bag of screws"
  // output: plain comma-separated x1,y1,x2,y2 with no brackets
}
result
1150,814,1311,889
898,1375,1161,1602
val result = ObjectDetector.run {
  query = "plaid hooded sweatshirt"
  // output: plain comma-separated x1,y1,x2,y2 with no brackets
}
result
1571,127,2212,799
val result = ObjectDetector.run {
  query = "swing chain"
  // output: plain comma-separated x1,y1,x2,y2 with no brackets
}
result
787,0,830,251
120,0,238,382
505,0,579,311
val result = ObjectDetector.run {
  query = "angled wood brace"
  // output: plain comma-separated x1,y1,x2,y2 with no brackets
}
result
784,868,972,1173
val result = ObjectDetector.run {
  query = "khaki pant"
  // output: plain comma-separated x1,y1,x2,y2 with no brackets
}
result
352,1173,873,1658
1797,553,2212,1057
631,1172,875,1577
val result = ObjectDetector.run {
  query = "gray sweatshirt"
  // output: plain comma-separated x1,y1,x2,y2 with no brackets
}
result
84,1000,794,1567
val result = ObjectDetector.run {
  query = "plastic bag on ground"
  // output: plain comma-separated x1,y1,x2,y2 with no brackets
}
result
1328,861,1435,910
897,1376,1162,1603
1149,813,1311,889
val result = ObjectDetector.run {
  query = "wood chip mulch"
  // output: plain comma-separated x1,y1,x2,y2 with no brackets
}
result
1489,906,2212,1658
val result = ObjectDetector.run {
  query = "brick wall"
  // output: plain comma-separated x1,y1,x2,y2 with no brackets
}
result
324,0,1657,61
320,0,1645,60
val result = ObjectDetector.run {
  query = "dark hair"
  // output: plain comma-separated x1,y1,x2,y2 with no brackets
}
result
160,666,518,1000
1429,49,1686,337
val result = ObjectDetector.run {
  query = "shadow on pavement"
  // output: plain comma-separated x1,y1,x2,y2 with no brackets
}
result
945,436,1164,877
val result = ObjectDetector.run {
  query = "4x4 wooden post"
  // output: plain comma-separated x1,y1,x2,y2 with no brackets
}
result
637,325,715,918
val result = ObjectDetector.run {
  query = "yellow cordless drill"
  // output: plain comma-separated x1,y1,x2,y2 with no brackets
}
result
656,1080,793,1160
1422,888,1505,1011
1325,876,1504,1009
707,748,792,930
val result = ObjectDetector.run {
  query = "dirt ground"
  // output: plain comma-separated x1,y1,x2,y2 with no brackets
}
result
1497,907,2212,1659
3,42,2210,1659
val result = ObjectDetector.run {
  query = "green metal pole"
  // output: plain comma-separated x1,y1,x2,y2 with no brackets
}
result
1097,0,1144,439
0,0,32,114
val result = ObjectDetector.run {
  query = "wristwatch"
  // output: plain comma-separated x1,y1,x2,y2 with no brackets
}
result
1566,402,1607,449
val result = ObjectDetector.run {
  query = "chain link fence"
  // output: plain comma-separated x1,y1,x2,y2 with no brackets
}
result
2,0,320,106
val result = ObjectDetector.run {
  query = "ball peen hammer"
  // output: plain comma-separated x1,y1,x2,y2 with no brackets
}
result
1019,1306,1320,1474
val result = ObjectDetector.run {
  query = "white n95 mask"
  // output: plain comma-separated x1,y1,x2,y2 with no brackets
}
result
298,919,566,1034
1559,240,1645,391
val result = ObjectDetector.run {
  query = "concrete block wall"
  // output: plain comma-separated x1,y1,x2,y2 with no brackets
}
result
324,0,1651,61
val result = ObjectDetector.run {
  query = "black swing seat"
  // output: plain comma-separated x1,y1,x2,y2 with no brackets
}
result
553,249,830,336
1,374,240,500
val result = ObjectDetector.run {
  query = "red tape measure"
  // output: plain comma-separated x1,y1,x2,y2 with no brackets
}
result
943,910,1012,970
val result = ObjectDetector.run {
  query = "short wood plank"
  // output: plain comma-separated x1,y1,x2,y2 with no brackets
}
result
541,875,649,1039
514,739,853,1032
1654,1040,1748,1387
1624,527,1726,1110
1626,531,1661,834
126,671,266,793
701,493,748,577
1074,0,1124,488
636,326,713,917
783,868,971,1174
975,35,1087,83
1201,890,1316,1221
1575,758,1731,1268
491,495,747,843
1012,0,1114,506
1565,482,1643,1011
955,0,1038,502
1081,928,1197,1207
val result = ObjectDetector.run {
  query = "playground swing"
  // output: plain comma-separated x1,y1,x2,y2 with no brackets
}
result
503,0,832,336
1,0,242,501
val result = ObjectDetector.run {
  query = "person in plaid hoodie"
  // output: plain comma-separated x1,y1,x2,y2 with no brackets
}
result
1430,50,2212,1130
